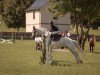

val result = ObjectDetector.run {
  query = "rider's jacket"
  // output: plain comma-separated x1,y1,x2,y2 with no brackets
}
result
50,25,59,32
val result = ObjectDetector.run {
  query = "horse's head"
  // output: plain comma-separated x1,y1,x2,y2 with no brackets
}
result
35,27,51,38
35,27,48,34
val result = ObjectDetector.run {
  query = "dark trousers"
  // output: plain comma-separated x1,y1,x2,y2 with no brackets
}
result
79,39,82,47
89,44,94,52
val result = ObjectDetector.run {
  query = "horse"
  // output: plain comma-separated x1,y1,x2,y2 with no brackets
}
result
35,27,84,63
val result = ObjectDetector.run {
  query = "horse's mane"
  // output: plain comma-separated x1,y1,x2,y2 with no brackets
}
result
36,27,49,34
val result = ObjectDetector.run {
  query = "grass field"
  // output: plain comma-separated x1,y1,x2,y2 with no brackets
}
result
0,40,100,75
70,27,100,35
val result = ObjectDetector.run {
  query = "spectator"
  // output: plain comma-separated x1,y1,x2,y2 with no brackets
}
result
31,26,36,39
89,34,96,53
61,31,65,37
65,31,71,38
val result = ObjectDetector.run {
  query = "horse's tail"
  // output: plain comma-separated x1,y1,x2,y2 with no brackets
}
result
73,40,85,56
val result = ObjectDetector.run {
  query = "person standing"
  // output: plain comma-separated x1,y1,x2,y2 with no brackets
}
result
89,34,96,53
67,31,71,38
65,31,71,38
31,26,36,39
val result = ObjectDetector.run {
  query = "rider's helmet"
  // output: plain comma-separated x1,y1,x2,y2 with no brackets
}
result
49,21,53,26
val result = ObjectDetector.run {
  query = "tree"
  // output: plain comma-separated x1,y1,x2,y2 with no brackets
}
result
1,0,34,31
0,0,3,14
49,0,100,50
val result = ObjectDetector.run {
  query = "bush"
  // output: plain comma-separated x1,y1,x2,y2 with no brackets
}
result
91,22,99,30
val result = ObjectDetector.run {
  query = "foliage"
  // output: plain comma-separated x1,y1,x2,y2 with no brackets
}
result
1,0,34,31
0,0,2,14
49,0,100,28
90,17,100,29
49,0,100,19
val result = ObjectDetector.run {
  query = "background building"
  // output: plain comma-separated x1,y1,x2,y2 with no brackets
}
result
26,0,71,32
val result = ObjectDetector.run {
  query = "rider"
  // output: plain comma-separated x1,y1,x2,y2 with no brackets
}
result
49,21,59,41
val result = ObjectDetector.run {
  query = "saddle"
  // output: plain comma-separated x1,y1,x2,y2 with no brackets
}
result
51,34,62,41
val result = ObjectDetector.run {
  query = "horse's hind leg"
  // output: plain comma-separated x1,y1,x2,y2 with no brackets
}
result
74,51,82,63
73,51,82,63
68,47,82,63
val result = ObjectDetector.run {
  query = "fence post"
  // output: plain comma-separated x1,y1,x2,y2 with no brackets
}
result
21,36,23,40
0,30,2,38
12,32,15,43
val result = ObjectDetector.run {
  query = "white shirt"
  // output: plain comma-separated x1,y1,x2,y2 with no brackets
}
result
67,32,70,38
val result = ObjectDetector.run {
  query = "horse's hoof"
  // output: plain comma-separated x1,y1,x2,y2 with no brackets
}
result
80,60,82,63
77,60,82,63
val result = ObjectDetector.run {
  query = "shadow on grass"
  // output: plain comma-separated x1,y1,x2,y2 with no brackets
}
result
94,52,100,54
50,60,92,66
39,60,91,66
51,60,75,67
85,51,100,54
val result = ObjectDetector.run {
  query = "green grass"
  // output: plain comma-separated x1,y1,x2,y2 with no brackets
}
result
0,40,100,75
89,28,100,35
70,27,100,35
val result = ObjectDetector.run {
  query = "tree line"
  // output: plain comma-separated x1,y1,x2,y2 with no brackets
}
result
0,0,35,31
